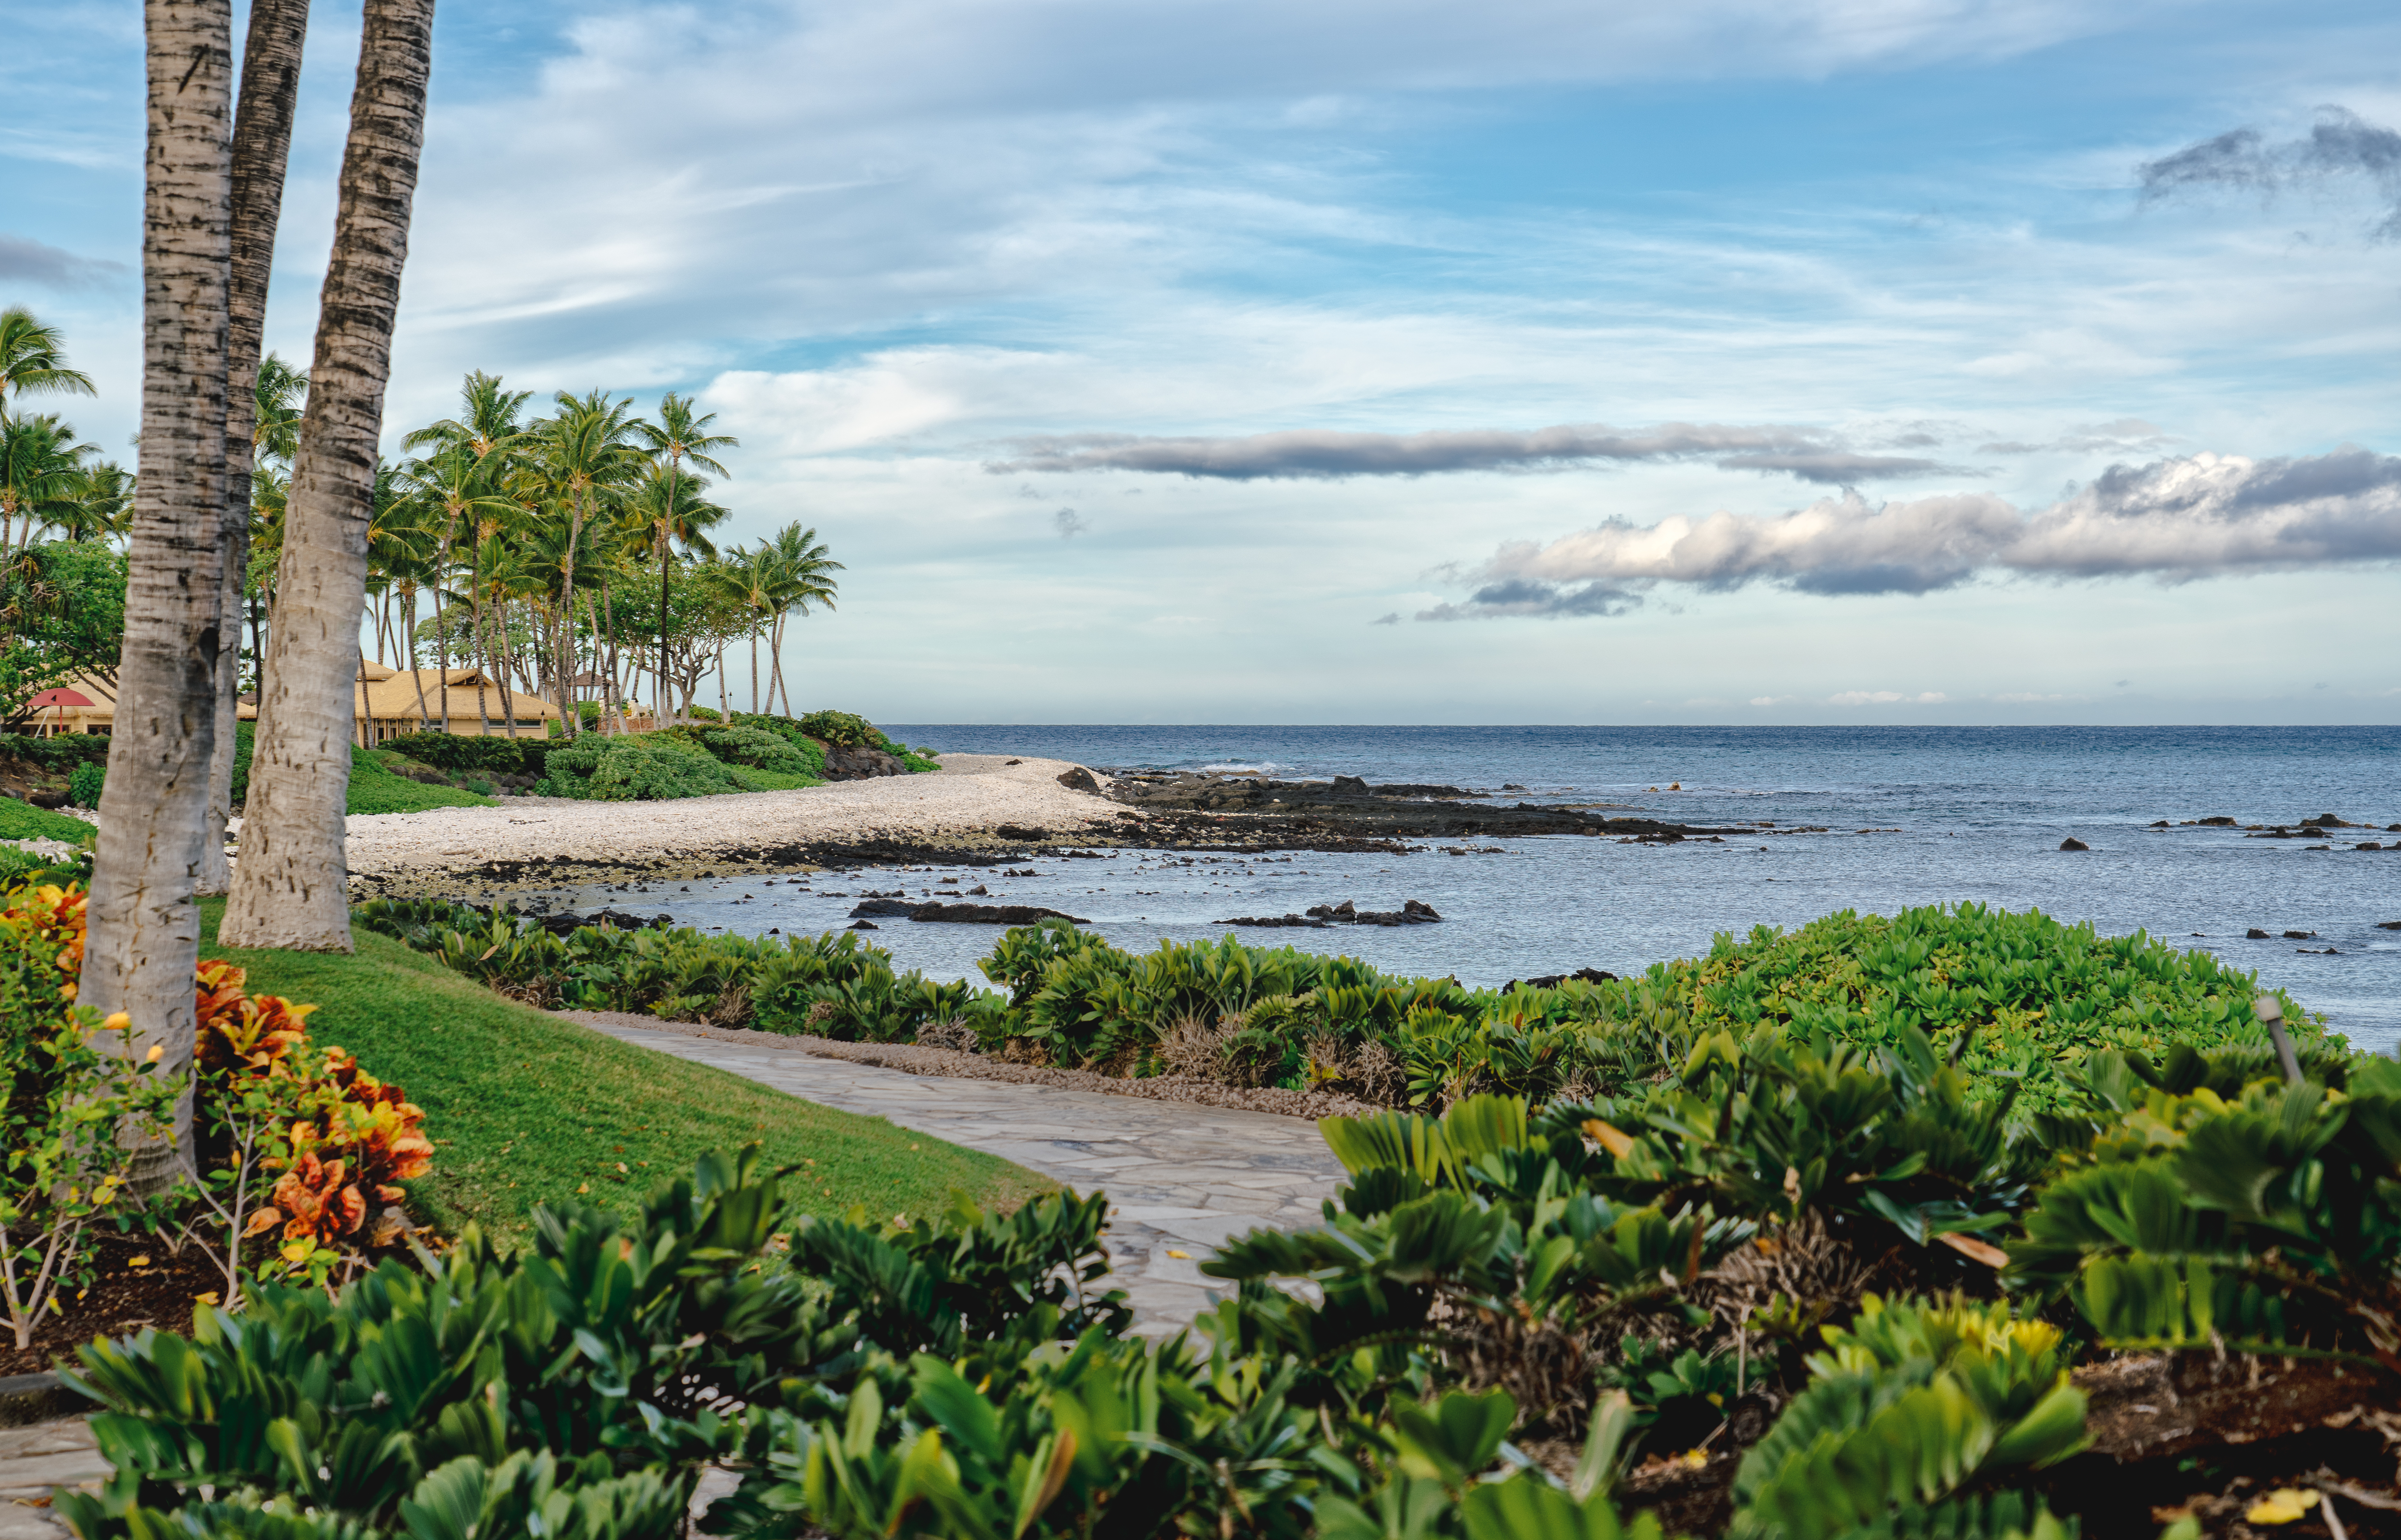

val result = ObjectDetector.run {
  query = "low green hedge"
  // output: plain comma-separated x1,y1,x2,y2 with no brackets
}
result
534,734,744,800
355,899,2331,1114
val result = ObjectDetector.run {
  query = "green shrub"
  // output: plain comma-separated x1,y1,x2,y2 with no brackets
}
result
535,734,743,801
696,722,814,774
793,708,882,747
0,733,109,771
381,730,527,774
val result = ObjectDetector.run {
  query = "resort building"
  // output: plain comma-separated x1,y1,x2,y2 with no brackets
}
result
24,662,564,745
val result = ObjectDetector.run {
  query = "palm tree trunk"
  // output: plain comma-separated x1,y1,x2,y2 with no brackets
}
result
433,522,453,732
598,572,618,734
405,581,433,726
221,0,433,951
85,0,236,1188
749,619,759,715
555,497,580,739
471,586,490,735
198,0,308,897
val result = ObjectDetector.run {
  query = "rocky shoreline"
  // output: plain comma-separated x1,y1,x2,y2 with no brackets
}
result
343,756,1759,900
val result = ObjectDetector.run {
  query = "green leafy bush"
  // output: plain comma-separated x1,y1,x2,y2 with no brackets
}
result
353,900,998,1041
536,734,743,800
0,732,110,770
705,723,812,772
66,760,103,809
793,708,882,747
2007,1045,2401,1368
379,730,528,774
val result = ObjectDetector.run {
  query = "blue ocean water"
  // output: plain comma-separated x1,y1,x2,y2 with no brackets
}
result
569,727,2401,1053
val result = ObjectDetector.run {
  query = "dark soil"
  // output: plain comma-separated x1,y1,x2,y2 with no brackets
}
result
0,1228,223,1376
1612,1354,2401,1539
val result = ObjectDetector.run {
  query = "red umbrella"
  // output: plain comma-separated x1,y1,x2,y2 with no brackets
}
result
25,687,94,735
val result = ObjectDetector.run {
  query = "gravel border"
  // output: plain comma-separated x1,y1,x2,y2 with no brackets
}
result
555,1009,1380,1122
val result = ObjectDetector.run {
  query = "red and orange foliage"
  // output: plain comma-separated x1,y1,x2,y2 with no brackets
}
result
3,885,432,1264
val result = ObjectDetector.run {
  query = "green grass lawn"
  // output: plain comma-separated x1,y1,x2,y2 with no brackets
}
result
198,901,1054,1250
0,797,94,843
346,752,498,815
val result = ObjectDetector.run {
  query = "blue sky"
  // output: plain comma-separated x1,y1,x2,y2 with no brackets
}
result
6,0,2399,723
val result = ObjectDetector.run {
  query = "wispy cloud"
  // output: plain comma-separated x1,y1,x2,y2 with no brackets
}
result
2140,106,2401,238
987,423,1970,484
1828,690,1948,705
1419,447,2401,616
1053,507,1089,537
0,233,125,288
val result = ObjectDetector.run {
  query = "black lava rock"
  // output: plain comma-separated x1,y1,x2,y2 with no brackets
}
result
2059,837,2090,851
908,901,1092,925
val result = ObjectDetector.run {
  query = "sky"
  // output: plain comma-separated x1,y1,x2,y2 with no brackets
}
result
5,0,2400,725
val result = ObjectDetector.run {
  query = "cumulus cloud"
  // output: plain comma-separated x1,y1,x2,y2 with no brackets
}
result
2140,106,2401,238
0,233,124,288
988,422,1969,484
1419,447,2401,617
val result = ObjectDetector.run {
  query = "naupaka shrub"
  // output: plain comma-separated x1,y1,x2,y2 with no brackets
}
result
363,899,2327,1116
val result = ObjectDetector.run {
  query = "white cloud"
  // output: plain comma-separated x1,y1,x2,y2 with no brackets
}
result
1422,448,2401,615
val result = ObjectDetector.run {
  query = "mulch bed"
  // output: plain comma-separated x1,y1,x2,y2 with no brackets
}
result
0,1228,223,1378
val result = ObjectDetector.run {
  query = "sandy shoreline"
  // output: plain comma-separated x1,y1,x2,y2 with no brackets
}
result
339,753,1123,888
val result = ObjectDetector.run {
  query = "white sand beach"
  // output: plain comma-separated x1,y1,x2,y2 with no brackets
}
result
334,753,1119,882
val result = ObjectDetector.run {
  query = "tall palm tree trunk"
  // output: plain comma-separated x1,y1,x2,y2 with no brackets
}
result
470,586,490,735
433,517,454,731
222,0,435,951
555,496,581,738
405,581,434,726
199,0,308,896
85,0,236,1187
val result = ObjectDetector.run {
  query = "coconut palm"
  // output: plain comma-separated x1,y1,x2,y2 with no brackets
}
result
398,443,516,732
84,0,237,1189
634,395,735,724
60,461,136,545
0,308,98,429
763,522,841,715
404,370,534,463
223,0,438,952
0,414,100,550
201,0,311,897
528,390,647,736
622,459,730,723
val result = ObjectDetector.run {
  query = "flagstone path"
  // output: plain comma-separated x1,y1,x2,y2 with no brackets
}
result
580,1020,1352,1334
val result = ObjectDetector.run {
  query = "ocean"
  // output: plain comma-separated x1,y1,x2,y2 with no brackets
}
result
563,727,2401,1053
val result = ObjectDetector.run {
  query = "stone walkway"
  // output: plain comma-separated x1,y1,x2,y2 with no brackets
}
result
581,1021,1350,1333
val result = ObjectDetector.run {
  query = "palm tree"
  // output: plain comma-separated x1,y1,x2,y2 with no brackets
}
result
0,307,98,429
0,414,99,550
622,465,730,721
251,353,308,461
399,443,515,733
404,370,533,462
530,390,646,737
84,0,237,1190
764,522,841,715
62,461,135,545
201,0,310,897
222,0,436,953
634,395,735,725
